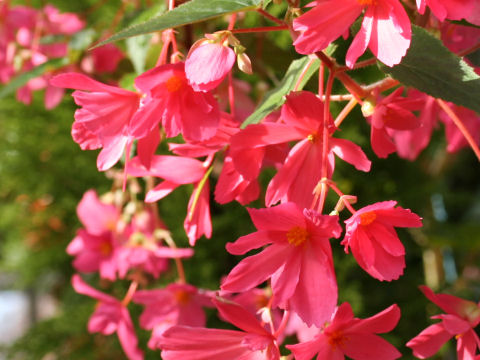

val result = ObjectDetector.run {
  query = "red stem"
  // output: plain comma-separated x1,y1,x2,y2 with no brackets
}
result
231,25,288,34
257,8,285,25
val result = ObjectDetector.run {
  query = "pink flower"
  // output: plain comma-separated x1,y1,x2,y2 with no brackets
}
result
388,90,438,160
214,155,260,205
365,87,421,158
342,201,422,281
50,73,141,170
185,37,236,92
407,286,480,360
439,104,480,154
82,44,125,74
221,202,342,327
66,190,122,280
416,0,477,22
127,155,212,245
72,275,143,360
42,4,84,35
230,91,370,208
132,62,220,141
288,302,401,360
293,0,411,67
133,283,212,349
117,210,194,278
158,297,280,360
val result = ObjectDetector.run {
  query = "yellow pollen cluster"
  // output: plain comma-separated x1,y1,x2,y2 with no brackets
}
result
357,0,377,5
328,330,347,350
359,211,377,226
307,134,316,142
286,226,309,246
166,75,183,92
99,241,113,256
174,290,191,305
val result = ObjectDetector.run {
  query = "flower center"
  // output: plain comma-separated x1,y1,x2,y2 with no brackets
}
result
174,290,191,305
328,330,347,350
359,211,377,226
165,75,183,92
286,226,309,246
357,0,377,5
99,241,113,256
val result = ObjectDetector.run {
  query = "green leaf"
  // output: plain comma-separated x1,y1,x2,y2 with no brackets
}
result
96,0,262,47
0,58,69,99
241,56,319,128
378,25,480,113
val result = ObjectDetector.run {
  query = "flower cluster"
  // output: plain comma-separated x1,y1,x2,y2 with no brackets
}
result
5,0,477,359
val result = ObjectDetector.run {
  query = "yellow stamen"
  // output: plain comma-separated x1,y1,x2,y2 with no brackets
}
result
174,290,191,305
357,0,377,5
286,226,309,246
359,211,377,226
166,75,183,93
328,330,348,350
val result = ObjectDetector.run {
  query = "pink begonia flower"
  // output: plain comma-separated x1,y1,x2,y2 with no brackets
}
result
407,286,480,360
185,39,236,92
416,0,477,22
230,91,370,209
293,0,411,67
215,155,260,205
221,202,342,327
66,190,122,280
72,275,143,360
365,87,421,158
217,79,256,123
133,283,212,349
439,104,480,154
159,298,280,360
132,62,220,142
81,44,125,74
288,302,401,360
127,155,212,245
50,73,141,170
342,201,422,281
117,210,194,278
388,90,438,161
42,4,84,35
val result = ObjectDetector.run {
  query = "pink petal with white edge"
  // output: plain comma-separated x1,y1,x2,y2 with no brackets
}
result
367,0,411,67
186,42,236,92
456,330,479,360
145,181,179,203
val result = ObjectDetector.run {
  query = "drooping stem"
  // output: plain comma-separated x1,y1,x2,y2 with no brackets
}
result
436,99,480,161
293,57,316,91
273,310,291,338
231,25,289,34
228,71,236,116
335,98,358,127
257,8,286,25
317,70,335,214
121,281,139,306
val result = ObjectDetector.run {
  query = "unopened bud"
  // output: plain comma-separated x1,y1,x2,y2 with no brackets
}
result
237,52,253,74
361,97,376,117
